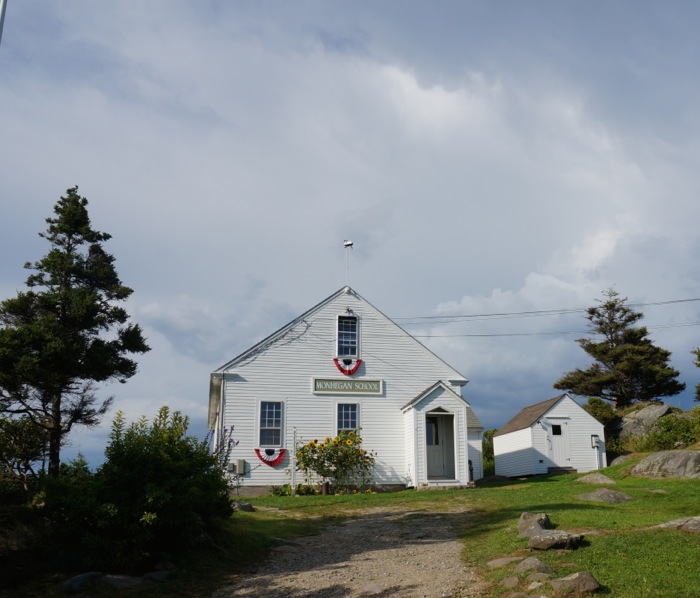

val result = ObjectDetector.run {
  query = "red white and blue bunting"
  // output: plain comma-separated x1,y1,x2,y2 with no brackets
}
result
333,357,362,376
255,448,286,467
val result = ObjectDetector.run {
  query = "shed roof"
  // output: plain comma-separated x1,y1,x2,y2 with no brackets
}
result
493,394,567,437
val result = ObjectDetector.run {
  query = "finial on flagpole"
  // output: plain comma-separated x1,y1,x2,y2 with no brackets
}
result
343,240,353,285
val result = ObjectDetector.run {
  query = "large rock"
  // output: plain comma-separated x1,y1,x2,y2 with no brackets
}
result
517,512,552,538
514,556,555,575
616,404,673,439
528,528,584,550
577,472,616,485
630,450,700,479
577,488,632,503
652,517,700,533
550,571,601,594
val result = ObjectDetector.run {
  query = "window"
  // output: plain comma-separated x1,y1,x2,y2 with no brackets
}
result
337,315,358,357
552,424,562,436
426,416,439,445
337,403,358,434
259,401,283,447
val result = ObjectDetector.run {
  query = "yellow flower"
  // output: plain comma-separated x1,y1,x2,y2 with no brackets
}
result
346,439,352,445
297,451,302,458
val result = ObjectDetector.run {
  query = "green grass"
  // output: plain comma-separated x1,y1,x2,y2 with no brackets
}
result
3,457,700,596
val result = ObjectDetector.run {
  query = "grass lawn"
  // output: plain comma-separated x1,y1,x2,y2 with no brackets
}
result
3,455,699,596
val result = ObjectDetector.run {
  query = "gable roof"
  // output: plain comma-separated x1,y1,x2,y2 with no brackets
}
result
402,381,483,429
214,286,468,384
494,394,568,437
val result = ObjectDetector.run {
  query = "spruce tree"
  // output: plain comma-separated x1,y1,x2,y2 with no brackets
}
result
0,187,149,477
554,288,685,408
692,348,700,402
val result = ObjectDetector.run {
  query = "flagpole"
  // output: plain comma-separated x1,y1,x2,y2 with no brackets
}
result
0,0,7,46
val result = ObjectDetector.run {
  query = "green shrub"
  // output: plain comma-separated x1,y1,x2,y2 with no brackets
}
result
44,408,233,572
93,407,233,570
631,414,698,452
295,430,376,492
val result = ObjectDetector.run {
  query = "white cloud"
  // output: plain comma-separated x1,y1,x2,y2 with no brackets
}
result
4,2,700,464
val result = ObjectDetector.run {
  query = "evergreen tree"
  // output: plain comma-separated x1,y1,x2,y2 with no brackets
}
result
0,187,149,477
554,288,684,408
692,348,700,402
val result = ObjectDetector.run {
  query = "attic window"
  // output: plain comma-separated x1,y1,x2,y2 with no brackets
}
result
337,315,358,357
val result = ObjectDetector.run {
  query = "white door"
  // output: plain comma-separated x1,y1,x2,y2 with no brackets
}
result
548,421,571,467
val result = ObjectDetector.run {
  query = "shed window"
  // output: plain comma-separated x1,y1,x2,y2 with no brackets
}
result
259,401,283,447
551,424,562,436
337,315,358,357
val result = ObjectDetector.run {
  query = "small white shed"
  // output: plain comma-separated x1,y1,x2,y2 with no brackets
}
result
493,393,606,477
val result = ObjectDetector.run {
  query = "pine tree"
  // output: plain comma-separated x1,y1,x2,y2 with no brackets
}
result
554,288,685,408
692,348,700,402
0,187,150,477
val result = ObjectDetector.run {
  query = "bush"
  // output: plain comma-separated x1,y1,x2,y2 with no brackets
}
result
295,430,376,492
44,408,233,572
631,413,699,452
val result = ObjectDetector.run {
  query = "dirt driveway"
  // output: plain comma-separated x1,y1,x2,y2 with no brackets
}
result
212,505,487,597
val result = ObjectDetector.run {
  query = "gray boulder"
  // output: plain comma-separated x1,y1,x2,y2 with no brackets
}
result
577,487,631,503
616,404,673,439
517,512,552,538
577,472,616,485
514,556,554,575
528,528,584,550
652,516,700,533
630,450,700,479
550,571,601,594
63,572,102,593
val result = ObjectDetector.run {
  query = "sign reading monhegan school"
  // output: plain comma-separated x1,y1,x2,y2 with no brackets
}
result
313,378,383,395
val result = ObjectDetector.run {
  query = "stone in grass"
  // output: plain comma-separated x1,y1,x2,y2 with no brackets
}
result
486,556,523,569
577,472,616,485
517,512,552,535
514,556,555,575
652,516,700,533
528,529,584,550
501,575,520,589
577,487,631,503
550,571,601,594
98,574,143,589
63,572,102,593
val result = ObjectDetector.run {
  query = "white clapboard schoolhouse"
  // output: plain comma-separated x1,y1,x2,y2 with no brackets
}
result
208,286,483,495
493,393,607,477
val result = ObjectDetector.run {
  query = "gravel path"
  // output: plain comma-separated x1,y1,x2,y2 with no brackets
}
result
213,506,485,597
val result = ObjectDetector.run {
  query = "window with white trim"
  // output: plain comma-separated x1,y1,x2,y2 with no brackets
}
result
337,315,358,357
337,403,359,435
259,401,283,447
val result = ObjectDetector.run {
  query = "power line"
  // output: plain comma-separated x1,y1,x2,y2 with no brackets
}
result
394,297,700,325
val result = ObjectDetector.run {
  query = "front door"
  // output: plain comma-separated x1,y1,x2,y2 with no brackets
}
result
426,414,455,479
548,421,571,467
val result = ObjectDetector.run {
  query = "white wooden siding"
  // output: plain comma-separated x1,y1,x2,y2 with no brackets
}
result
221,289,472,489
494,395,606,477
494,428,534,477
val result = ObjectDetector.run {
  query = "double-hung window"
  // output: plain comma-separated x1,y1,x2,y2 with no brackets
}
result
337,403,359,435
337,315,358,357
259,401,283,447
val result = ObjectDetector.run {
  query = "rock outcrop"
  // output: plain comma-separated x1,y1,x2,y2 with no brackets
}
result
630,450,700,479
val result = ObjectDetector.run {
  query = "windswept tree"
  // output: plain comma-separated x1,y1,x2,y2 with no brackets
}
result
693,348,700,402
554,288,684,408
0,187,149,477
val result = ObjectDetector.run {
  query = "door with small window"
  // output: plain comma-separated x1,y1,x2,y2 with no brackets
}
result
547,420,571,467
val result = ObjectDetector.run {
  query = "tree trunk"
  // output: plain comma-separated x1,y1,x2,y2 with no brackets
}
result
48,395,62,478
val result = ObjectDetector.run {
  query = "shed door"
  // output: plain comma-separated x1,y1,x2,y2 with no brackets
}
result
547,421,571,467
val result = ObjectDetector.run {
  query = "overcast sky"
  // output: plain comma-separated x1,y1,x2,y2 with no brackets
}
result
2,2,700,467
